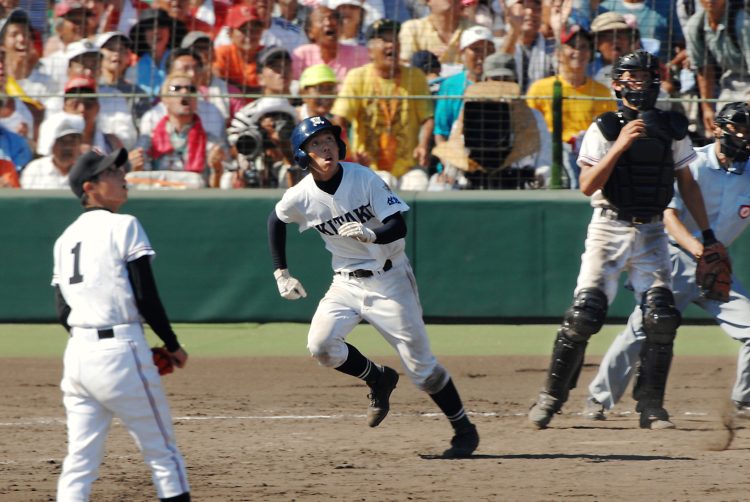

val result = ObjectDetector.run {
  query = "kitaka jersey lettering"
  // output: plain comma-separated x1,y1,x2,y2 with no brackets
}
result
275,162,409,272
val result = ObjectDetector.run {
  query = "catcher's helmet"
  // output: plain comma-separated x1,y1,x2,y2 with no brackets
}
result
715,101,750,163
291,116,346,169
612,50,660,111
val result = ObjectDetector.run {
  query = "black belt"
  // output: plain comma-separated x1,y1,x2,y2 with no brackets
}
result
97,329,114,339
339,259,392,279
600,208,662,225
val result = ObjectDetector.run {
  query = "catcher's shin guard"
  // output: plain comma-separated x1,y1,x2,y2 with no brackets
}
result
633,340,673,410
634,288,680,409
544,330,588,404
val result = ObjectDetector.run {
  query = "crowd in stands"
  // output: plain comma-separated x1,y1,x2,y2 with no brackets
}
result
0,0,748,190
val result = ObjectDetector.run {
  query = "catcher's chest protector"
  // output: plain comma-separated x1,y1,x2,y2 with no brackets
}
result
599,112,676,218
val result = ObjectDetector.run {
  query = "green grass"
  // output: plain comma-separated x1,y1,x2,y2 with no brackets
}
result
0,323,739,358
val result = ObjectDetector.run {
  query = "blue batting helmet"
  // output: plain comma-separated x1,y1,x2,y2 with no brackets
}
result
291,116,346,169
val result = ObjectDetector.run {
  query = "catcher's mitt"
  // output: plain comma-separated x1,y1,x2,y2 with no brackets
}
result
696,242,732,302
151,347,175,376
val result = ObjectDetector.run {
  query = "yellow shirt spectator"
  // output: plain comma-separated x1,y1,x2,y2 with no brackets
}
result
331,64,433,178
526,76,616,143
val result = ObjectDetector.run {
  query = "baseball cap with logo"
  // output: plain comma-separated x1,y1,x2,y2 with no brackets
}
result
66,40,101,62
483,52,517,80
460,25,494,51
365,19,400,40
64,76,97,94
560,24,593,46
227,5,263,29
299,64,338,89
69,148,129,198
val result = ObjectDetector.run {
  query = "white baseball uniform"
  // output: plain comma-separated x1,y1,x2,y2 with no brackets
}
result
53,209,189,501
575,122,697,303
275,162,448,392
589,144,750,409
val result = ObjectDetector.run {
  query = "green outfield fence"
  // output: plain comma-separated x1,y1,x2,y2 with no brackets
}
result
4,189,750,323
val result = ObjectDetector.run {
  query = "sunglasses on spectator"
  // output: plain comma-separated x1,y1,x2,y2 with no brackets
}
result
168,84,198,93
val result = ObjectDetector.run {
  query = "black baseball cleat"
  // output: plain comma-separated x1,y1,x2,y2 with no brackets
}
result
529,392,560,429
366,366,399,427
442,423,479,458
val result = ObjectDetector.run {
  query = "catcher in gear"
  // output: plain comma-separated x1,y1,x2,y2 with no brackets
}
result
585,102,750,421
528,51,716,430
267,116,480,458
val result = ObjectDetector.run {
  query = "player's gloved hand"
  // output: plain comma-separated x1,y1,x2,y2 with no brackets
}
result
274,268,307,300
338,222,376,243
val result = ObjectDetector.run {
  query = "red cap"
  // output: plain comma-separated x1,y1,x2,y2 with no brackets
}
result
64,76,97,93
55,0,88,17
226,5,262,29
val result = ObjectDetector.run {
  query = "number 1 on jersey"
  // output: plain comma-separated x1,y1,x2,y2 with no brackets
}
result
70,242,83,284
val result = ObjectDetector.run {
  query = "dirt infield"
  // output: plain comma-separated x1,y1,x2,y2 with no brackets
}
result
2,355,749,501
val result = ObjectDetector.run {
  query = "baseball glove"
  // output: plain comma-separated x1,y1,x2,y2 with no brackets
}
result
151,347,175,376
696,242,732,302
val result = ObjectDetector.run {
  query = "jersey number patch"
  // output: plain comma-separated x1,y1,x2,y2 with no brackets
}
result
69,242,83,285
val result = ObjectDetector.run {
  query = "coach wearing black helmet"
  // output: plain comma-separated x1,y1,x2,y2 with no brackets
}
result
266,115,480,458
528,50,718,431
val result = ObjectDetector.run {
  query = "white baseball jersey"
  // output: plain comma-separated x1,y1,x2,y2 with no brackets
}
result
52,210,155,329
277,162,446,391
53,208,189,500
568,119,699,302
589,144,750,408
275,162,409,272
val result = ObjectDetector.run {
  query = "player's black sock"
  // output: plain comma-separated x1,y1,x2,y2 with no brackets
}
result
334,343,381,384
429,378,472,432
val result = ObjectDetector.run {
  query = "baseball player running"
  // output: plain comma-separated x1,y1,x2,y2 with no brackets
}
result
528,51,719,430
267,116,479,458
584,102,750,421
53,149,191,501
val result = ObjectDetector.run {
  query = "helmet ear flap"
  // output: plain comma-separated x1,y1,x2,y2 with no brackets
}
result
294,149,310,170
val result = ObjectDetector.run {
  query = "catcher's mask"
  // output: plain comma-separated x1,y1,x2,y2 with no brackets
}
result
291,116,346,170
715,101,750,167
612,50,660,111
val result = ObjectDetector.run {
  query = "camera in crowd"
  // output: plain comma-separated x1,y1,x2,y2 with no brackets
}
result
227,98,299,188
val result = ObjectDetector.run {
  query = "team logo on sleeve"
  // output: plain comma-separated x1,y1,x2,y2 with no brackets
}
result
739,205,750,219
382,182,401,205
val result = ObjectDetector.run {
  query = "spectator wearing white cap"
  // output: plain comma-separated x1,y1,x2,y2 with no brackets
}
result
46,40,138,149
398,0,472,69
20,113,84,189
434,25,495,146
501,0,554,93
97,31,152,120
326,0,384,46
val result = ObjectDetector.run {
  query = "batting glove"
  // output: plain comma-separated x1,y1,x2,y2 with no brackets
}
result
274,269,307,300
338,222,376,243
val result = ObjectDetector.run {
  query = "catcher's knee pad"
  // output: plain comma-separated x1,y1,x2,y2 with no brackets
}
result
641,287,681,344
416,364,450,394
307,339,347,368
559,288,608,343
